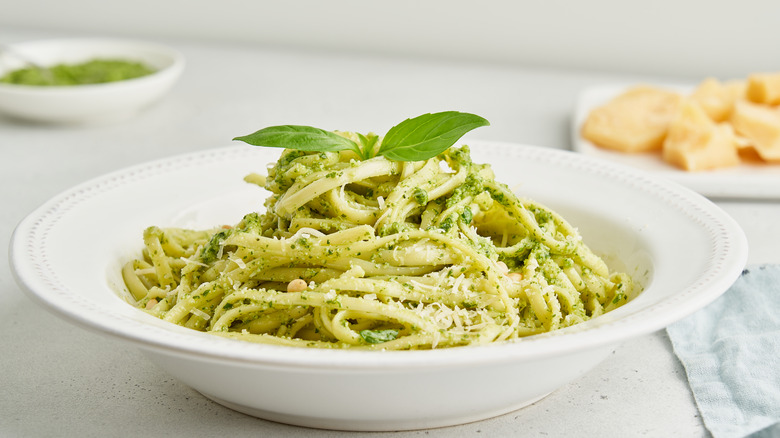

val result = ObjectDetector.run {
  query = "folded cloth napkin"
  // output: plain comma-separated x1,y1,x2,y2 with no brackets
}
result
667,264,780,438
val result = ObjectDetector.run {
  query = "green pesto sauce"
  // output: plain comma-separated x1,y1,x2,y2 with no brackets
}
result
412,187,428,205
0,58,156,86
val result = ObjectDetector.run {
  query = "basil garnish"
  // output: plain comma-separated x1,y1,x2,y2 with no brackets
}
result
233,111,489,162
233,125,360,154
377,111,489,161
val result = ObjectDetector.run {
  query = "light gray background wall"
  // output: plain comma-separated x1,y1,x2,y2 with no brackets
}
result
2,0,779,80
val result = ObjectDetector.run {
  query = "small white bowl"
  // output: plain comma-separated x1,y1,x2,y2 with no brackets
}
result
0,38,184,123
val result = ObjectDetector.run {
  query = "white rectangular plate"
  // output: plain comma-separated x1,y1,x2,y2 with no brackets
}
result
571,84,780,199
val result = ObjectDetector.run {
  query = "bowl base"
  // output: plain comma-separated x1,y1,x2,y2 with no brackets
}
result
200,391,551,431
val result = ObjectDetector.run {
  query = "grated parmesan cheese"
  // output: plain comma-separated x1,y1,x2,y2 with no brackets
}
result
431,331,441,349
230,257,246,269
451,274,465,295
289,227,325,240
180,257,208,267
190,308,211,321
409,280,437,292
438,160,454,173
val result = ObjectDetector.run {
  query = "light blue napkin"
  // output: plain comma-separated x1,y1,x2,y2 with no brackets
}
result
667,264,780,438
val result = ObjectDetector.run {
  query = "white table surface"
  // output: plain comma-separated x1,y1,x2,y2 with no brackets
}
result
2,27,778,438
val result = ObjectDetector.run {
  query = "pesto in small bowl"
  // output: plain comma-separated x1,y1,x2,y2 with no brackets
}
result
0,58,156,86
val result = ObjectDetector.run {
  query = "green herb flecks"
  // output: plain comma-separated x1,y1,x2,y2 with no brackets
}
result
360,329,399,344
200,229,231,264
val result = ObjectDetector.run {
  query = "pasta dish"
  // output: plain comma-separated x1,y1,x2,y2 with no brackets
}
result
122,118,634,350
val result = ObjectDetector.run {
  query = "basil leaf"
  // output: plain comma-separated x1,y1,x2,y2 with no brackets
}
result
357,132,379,159
233,112,490,162
233,125,360,155
377,111,489,161
360,329,399,344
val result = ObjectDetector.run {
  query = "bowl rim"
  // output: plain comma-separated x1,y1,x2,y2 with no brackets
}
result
8,141,749,371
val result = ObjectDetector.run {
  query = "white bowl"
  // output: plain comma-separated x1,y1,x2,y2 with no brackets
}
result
9,141,748,431
0,38,184,123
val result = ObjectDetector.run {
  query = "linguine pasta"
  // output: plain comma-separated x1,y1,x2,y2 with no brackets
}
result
122,139,634,349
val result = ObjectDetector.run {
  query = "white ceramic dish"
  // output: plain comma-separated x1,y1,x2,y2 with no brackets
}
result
10,142,747,431
572,83,780,199
0,38,184,123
